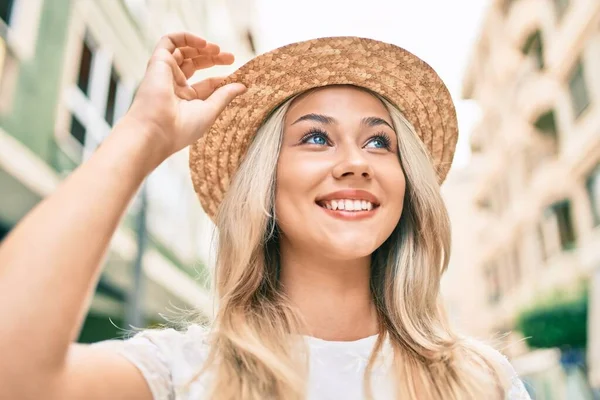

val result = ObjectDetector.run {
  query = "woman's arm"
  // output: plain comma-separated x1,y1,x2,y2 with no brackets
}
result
0,32,245,400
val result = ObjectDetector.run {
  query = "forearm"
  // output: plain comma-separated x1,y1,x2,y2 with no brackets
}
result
0,119,163,375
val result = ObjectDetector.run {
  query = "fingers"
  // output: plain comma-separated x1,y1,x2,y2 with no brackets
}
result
155,32,207,53
147,32,238,102
155,34,233,81
176,76,226,101
180,53,235,79
179,44,221,59
190,77,226,100
151,48,188,87
172,44,221,65
203,83,247,117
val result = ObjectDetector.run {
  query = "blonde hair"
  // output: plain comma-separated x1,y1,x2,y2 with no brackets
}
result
196,86,512,399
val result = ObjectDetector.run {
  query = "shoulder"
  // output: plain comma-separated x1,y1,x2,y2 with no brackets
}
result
92,324,211,399
461,338,531,400
96,323,210,364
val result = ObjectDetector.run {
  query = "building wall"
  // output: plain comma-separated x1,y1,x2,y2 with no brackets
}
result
444,0,600,394
0,0,256,340
0,0,70,166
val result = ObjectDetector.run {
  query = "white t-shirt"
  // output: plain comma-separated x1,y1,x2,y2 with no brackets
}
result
95,324,531,400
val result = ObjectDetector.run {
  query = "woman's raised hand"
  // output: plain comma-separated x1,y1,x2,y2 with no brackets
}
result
125,32,246,162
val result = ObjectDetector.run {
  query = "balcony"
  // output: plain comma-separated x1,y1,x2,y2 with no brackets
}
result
504,0,547,46
514,66,559,122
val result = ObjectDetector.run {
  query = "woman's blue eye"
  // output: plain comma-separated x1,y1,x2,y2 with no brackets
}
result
304,133,329,145
365,135,391,149
367,139,386,148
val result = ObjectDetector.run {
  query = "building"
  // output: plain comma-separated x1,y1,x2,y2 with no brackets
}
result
442,0,600,397
0,0,255,342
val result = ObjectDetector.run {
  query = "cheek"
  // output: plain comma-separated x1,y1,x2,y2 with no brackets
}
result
274,152,313,228
380,162,407,223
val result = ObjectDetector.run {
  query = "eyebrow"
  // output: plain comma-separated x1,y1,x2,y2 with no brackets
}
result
291,113,395,131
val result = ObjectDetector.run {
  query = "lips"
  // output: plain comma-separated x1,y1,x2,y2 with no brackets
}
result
315,189,380,220
316,189,380,206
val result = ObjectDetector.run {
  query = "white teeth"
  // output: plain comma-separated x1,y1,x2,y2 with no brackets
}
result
345,199,354,211
320,199,376,211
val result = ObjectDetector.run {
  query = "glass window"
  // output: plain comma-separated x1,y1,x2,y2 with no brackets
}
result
522,30,544,69
553,0,569,21
568,60,591,119
105,66,119,126
537,224,547,262
552,201,576,250
77,39,94,96
486,263,501,304
533,109,558,141
511,244,521,286
0,222,9,242
587,164,600,227
502,0,516,15
70,114,86,146
0,0,14,25
246,30,256,54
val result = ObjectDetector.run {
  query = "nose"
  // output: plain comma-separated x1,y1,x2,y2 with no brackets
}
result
332,146,374,180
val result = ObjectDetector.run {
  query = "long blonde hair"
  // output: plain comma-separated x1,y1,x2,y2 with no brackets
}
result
198,86,511,399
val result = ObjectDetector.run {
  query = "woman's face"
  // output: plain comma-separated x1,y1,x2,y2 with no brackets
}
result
275,86,406,260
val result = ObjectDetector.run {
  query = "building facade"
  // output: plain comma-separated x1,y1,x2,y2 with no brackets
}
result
0,0,255,342
443,0,600,397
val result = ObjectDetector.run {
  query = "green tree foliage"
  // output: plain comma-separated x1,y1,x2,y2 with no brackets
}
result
515,287,588,349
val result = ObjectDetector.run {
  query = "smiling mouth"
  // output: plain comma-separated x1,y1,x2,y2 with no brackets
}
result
316,199,380,212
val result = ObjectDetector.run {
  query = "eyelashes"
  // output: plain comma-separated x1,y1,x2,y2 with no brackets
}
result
299,127,393,150
299,128,332,145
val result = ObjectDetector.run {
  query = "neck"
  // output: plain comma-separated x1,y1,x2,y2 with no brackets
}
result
278,239,378,342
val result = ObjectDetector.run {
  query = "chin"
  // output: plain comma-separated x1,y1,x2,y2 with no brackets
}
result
322,237,382,260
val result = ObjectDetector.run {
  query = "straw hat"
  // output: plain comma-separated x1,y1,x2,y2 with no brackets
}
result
189,36,458,221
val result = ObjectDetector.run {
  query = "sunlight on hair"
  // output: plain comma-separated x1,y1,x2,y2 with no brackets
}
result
188,87,513,400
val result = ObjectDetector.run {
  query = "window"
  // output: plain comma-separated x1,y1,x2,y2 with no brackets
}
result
553,0,569,21
70,114,86,146
568,60,590,119
522,30,544,69
105,66,119,126
77,39,94,96
587,164,600,226
486,263,501,304
537,223,548,262
494,176,510,215
246,31,256,54
511,245,521,286
65,31,133,162
0,222,9,242
552,201,576,250
0,0,14,25
534,110,557,139
501,0,516,15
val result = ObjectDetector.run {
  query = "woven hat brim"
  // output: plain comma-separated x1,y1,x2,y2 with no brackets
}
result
189,36,458,221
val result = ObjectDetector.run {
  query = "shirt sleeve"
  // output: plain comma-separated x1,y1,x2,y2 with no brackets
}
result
488,345,531,400
91,327,193,400
464,338,532,400
502,357,532,400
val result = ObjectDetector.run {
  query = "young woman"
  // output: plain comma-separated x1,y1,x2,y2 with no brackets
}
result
0,33,530,399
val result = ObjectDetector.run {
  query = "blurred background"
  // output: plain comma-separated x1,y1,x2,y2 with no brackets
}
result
0,0,598,398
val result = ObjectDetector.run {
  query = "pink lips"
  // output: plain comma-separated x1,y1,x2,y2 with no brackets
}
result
315,189,380,221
